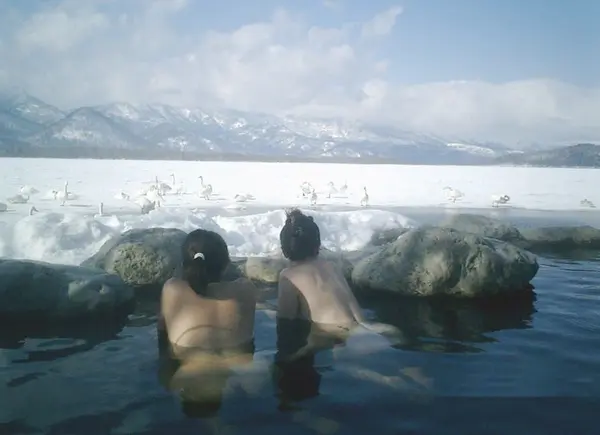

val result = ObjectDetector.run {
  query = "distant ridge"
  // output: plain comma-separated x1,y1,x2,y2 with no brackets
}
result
0,90,598,167
492,143,600,168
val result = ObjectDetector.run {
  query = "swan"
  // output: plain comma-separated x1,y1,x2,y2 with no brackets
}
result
0,202,7,212
170,173,186,195
309,188,317,206
199,184,213,200
114,191,131,201
443,186,464,203
300,181,313,198
29,206,38,215
326,181,338,199
360,187,369,207
491,194,510,207
155,175,172,195
580,199,596,208
7,193,29,204
145,189,165,208
54,181,78,205
234,193,255,202
338,181,348,195
20,185,39,195
134,196,156,215
198,176,214,198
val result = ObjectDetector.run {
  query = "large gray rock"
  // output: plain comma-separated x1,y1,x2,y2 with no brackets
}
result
368,227,411,247
221,257,247,281
351,227,539,298
81,227,187,288
0,259,134,320
519,226,600,251
440,213,525,242
244,248,354,284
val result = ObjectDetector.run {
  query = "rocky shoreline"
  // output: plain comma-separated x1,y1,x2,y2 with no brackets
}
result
1,213,599,327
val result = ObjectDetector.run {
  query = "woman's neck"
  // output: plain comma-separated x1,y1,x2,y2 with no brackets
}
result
290,256,319,267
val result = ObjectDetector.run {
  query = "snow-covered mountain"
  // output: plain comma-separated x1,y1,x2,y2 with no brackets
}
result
0,91,515,163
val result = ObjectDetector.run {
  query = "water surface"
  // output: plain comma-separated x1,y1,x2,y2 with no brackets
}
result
2,211,599,434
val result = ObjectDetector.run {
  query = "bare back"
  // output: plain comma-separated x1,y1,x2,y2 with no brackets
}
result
160,277,258,355
278,257,363,328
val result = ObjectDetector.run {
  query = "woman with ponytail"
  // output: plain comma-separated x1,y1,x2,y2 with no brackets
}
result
159,229,258,357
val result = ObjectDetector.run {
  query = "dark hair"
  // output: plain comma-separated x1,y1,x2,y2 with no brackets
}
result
279,208,321,262
182,229,230,294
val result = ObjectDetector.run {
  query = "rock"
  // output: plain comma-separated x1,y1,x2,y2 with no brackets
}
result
221,257,247,281
440,213,525,242
244,248,354,284
245,254,287,284
81,227,187,288
519,226,600,251
368,227,411,246
351,227,539,298
0,259,134,320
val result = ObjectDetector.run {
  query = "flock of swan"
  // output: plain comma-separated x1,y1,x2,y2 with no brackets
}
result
298,180,369,207
0,174,366,216
442,186,597,209
0,175,596,215
442,186,512,208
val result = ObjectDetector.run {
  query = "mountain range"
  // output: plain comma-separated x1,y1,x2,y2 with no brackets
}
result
0,90,598,167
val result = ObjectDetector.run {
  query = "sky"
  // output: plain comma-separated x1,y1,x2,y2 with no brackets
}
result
0,0,597,147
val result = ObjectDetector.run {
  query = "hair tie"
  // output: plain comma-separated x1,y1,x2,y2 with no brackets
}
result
193,252,205,260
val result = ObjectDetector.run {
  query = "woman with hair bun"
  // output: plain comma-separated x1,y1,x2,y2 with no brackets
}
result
159,229,258,356
277,208,364,329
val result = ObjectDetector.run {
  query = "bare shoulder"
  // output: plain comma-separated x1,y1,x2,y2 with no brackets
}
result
279,266,294,281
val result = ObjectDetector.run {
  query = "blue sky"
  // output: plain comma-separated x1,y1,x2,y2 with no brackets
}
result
0,0,597,146
169,0,597,86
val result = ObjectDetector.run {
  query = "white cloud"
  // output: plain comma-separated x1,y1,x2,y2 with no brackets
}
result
361,6,403,39
0,0,597,147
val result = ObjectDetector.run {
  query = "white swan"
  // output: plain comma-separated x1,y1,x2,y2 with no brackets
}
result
443,186,464,203
199,184,213,200
170,173,186,195
491,194,510,207
580,199,596,208
338,181,348,195
145,189,165,208
54,181,78,205
114,191,131,201
155,175,172,195
198,176,214,198
134,196,156,214
234,193,255,202
0,202,7,212
20,185,39,195
7,193,29,204
300,181,313,198
326,181,338,199
309,188,318,206
29,206,38,215
360,186,369,207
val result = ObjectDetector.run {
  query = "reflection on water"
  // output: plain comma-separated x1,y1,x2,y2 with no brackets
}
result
0,317,128,364
357,290,536,353
1,254,599,433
